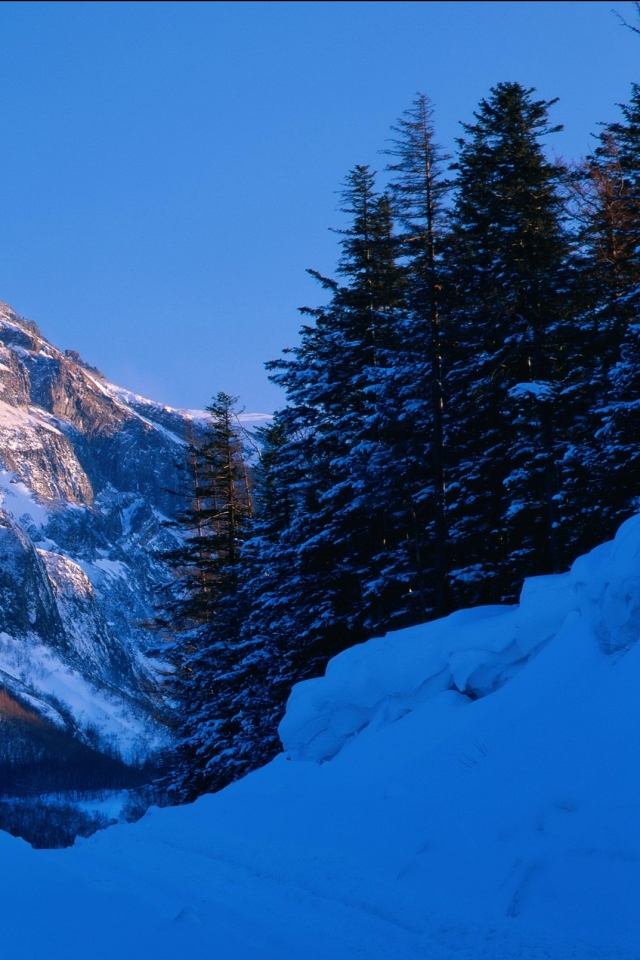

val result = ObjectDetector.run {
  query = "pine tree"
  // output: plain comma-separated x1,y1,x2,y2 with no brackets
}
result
583,87,640,539
444,82,571,604
153,423,220,635
260,165,407,681
385,93,451,615
228,414,301,769
164,392,254,801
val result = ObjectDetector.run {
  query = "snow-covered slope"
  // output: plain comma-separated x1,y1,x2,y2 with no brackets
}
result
0,301,199,759
3,514,640,958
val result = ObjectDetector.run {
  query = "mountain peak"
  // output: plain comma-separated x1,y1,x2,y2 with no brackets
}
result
0,301,193,791
0,301,43,339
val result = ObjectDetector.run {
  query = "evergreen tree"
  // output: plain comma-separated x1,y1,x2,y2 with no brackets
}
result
261,165,407,680
153,423,221,635
228,415,301,770
444,82,571,604
583,87,640,537
164,392,254,801
159,80,640,805
385,93,451,615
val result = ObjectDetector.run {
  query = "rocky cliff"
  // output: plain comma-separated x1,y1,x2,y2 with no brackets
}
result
0,300,195,765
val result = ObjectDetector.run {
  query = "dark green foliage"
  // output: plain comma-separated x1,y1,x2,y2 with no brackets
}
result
0,713,152,799
0,695,164,848
160,79,640,807
599,323,640,519
385,93,451,615
444,82,572,604
0,785,165,849
163,393,254,801
563,86,640,551
264,166,409,669
158,393,253,634
0,798,111,849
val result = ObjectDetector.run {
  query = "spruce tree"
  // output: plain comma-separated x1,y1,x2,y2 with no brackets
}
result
153,423,221,635
444,82,571,604
261,165,407,679
385,93,451,615
229,415,301,770
583,87,640,539
165,392,254,800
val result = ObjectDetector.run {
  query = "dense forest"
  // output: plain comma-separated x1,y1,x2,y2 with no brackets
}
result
158,77,640,801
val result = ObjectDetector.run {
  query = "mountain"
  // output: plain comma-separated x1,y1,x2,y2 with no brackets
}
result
2,509,640,958
0,300,267,806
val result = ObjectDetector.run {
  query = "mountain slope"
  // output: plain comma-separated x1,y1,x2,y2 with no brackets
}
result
0,300,194,762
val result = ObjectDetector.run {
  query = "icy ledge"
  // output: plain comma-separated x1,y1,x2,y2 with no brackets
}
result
280,513,640,763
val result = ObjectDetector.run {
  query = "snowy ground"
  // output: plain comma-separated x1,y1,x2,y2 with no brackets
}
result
3,517,640,959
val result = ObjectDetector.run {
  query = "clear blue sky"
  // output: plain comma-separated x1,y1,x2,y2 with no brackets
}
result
0,1,637,413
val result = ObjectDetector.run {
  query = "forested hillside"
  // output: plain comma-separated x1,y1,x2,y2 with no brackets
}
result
161,79,640,800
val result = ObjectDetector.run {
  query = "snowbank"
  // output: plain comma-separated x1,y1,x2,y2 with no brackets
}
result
281,514,640,763
2,517,640,958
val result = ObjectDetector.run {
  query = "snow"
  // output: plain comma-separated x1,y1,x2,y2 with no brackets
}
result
99,379,171,411
185,409,273,424
237,412,273,424
3,517,640,957
508,381,554,401
279,568,580,763
0,311,192,760
0,398,62,436
92,558,129,580
0,631,155,757
0,469,51,530
99,380,272,441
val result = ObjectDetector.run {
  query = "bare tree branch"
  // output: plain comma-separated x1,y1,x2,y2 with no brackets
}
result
613,2,640,35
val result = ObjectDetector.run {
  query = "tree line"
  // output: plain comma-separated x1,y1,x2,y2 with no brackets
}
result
158,79,640,801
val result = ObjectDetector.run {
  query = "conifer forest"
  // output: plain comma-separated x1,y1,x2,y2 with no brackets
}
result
160,78,640,801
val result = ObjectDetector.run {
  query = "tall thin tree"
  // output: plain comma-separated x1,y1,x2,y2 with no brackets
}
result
163,392,254,800
445,82,571,603
385,93,450,615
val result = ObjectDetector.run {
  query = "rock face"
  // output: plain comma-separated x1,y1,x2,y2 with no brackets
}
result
0,300,192,761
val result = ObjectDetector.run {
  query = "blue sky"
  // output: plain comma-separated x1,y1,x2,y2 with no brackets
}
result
0,0,637,413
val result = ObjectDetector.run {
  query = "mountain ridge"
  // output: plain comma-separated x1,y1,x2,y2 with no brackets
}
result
0,300,195,766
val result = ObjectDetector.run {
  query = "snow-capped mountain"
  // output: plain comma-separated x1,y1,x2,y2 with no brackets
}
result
0,300,199,762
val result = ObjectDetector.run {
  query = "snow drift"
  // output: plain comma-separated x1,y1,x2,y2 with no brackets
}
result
280,513,640,763
2,514,640,958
